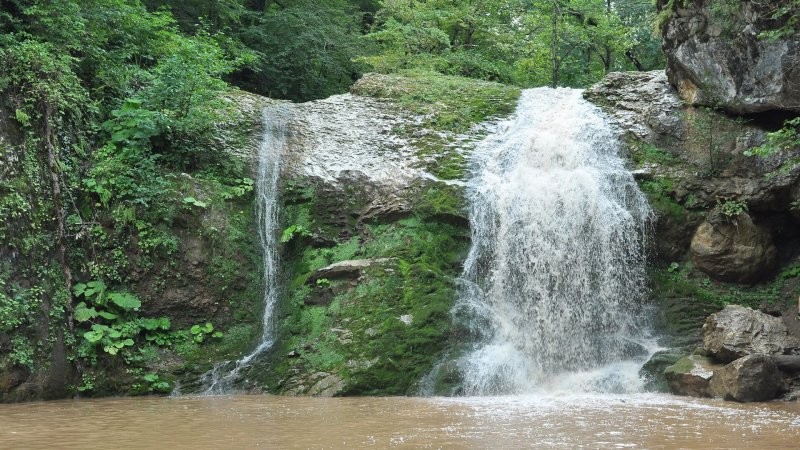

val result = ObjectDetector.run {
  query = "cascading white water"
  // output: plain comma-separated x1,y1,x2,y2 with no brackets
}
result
452,88,656,395
201,105,288,394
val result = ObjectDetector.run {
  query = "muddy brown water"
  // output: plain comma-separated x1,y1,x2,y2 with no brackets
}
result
1,394,799,449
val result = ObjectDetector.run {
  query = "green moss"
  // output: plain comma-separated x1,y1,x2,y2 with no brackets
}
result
631,142,679,167
265,196,470,395
353,71,520,134
664,355,712,376
639,177,691,222
650,262,796,341
420,185,465,215
353,71,520,181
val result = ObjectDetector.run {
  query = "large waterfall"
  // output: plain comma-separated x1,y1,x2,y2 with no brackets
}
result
452,88,655,395
201,105,288,393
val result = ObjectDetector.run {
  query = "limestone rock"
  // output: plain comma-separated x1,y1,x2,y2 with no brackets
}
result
307,373,345,397
280,92,423,192
690,213,776,283
664,354,722,397
709,354,783,402
658,0,800,114
702,305,800,363
307,258,392,284
584,71,685,142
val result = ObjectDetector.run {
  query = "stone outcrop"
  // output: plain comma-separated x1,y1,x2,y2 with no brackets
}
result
583,71,685,143
690,212,776,283
702,305,800,363
585,71,800,266
664,354,722,396
658,0,800,114
708,354,783,402
666,305,800,401
307,258,392,284
243,74,487,398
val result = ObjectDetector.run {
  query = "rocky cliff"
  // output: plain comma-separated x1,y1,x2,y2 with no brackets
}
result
658,0,800,114
233,73,520,396
586,70,800,400
1,93,270,401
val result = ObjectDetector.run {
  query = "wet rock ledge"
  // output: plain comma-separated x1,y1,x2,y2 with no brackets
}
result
666,305,800,402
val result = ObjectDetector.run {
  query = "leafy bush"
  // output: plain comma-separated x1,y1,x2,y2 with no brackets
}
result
73,280,171,358
716,199,748,219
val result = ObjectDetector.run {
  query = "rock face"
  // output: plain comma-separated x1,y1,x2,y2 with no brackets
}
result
664,354,722,397
583,71,686,143
659,0,800,113
584,71,800,265
690,212,776,283
666,305,800,401
243,74,497,398
709,354,783,402
308,258,392,283
703,305,800,363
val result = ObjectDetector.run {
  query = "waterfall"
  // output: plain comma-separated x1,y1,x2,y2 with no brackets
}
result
200,105,288,394
452,88,655,395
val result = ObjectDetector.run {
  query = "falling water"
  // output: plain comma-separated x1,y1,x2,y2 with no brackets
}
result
452,88,656,395
201,105,288,394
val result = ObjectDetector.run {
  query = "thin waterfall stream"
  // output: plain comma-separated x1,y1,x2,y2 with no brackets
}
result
449,87,657,395
200,105,289,394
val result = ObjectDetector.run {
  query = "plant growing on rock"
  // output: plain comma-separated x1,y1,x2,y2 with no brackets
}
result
73,280,171,358
190,322,223,343
715,199,748,220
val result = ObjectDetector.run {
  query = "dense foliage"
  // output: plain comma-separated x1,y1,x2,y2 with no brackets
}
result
144,0,664,98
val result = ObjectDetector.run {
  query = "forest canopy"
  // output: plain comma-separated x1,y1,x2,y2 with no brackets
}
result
2,0,666,103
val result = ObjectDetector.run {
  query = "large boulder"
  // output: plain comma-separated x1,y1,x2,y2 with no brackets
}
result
690,212,776,283
702,305,800,363
583,71,685,142
709,354,783,402
658,0,800,114
664,354,723,396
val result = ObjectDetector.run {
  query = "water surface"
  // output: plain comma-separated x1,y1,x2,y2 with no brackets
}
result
2,394,799,448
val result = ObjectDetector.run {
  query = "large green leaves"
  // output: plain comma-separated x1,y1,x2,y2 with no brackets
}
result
74,302,99,322
107,292,141,311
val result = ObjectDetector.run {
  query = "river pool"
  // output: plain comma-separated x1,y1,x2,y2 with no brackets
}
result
2,394,799,448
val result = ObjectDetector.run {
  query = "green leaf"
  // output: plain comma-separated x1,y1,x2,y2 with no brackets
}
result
73,283,87,297
14,108,30,126
190,324,202,335
84,280,107,298
107,292,141,310
183,197,207,208
97,310,118,320
193,334,204,343
141,318,160,330
84,329,105,343
143,373,159,383
74,302,99,322
107,328,122,339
